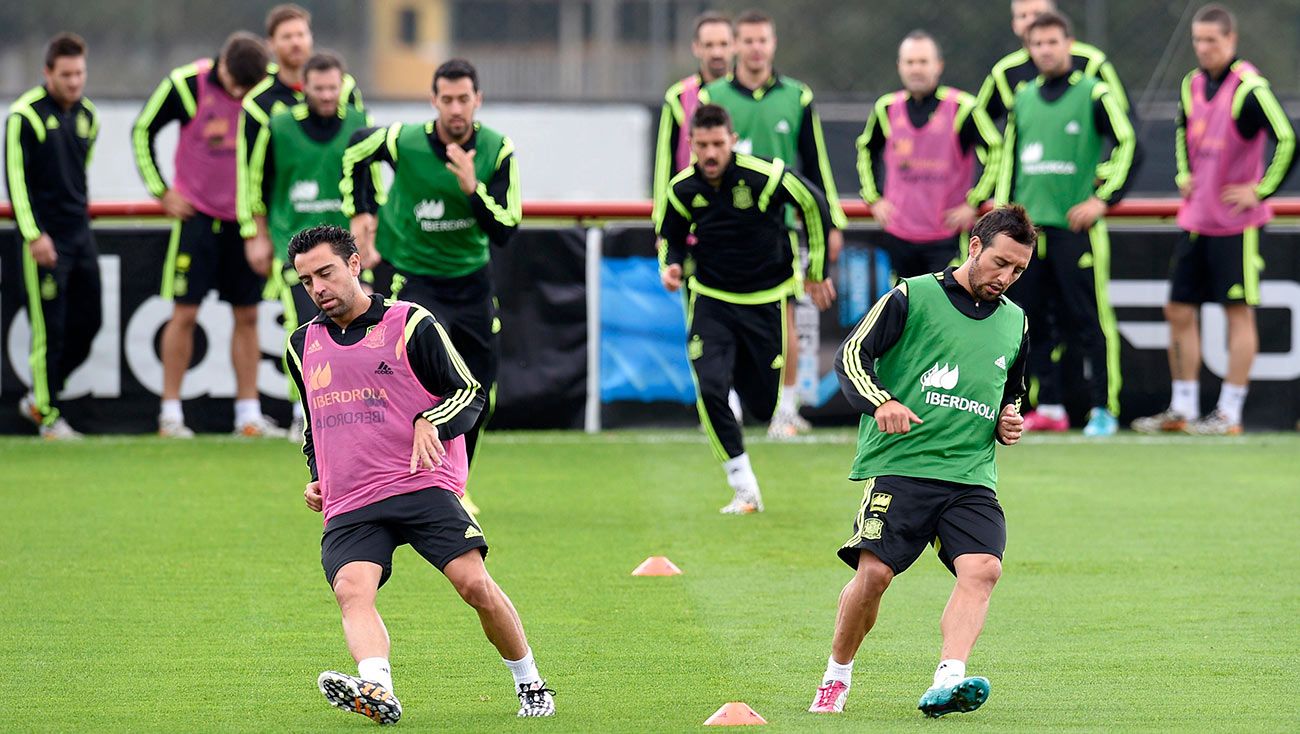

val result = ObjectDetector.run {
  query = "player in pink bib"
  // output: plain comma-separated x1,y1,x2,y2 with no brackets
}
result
857,31,1002,278
1133,5,1296,436
285,225,556,723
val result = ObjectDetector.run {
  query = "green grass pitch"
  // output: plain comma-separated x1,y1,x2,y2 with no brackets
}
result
2,430,1297,731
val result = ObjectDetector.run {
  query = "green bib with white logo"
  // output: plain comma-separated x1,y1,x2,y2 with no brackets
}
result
268,105,367,260
701,77,804,164
850,274,1024,488
1011,75,1103,229
377,121,504,278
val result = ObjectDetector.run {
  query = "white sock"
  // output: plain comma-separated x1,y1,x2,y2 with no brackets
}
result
1035,403,1066,421
933,659,966,687
727,389,743,422
357,657,393,692
723,453,757,491
824,656,853,685
777,389,799,417
1216,382,1248,425
292,401,305,421
1170,380,1200,420
160,399,183,423
234,398,261,425
503,647,541,687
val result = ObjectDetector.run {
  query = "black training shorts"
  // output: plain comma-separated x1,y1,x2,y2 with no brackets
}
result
320,486,487,588
838,475,1005,576
1169,228,1263,306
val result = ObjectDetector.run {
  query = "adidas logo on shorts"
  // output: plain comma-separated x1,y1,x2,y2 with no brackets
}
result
374,361,394,375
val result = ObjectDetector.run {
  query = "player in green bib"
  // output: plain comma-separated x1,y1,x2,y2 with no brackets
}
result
697,10,847,440
997,11,1138,438
245,53,371,439
341,59,521,514
807,206,1035,719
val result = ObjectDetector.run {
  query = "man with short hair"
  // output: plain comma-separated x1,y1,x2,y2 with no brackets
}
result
133,32,277,438
658,103,834,514
808,206,1034,718
978,0,1131,433
246,52,373,440
857,30,1002,278
284,224,554,723
652,11,734,227
699,9,847,439
997,11,1138,438
7,33,100,439
1133,4,1295,436
237,3,365,276
342,59,521,513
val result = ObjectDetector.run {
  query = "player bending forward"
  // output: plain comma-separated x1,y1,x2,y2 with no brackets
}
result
284,225,554,724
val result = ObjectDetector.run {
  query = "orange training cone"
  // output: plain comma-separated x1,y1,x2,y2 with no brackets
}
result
704,702,767,726
631,556,682,576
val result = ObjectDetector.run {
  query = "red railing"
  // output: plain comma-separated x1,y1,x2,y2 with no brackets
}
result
5,197,1300,221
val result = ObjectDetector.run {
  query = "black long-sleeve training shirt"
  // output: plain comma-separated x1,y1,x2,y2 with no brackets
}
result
5,86,98,240
286,295,485,481
343,122,520,247
658,152,831,296
835,268,1028,428
978,41,1131,125
131,59,217,198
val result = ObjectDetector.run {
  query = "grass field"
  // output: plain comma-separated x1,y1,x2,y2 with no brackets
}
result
2,430,1298,732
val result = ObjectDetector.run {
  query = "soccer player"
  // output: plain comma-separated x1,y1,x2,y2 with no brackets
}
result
698,10,847,439
245,52,372,440
977,0,1130,434
1133,4,1296,436
808,205,1034,717
342,59,521,512
236,3,365,277
6,33,99,439
658,104,834,514
996,11,1138,438
132,32,276,438
652,11,734,228
857,30,1002,278
284,224,555,723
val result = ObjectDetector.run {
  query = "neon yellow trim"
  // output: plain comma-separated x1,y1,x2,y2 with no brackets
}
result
339,127,389,218
684,289,730,463
132,75,177,198
21,241,55,423
160,221,182,300
6,112,43,241
841,288,896,407
687,277,795,305
1089,222,1122,414
755,157,785,212
1243,227,1261,305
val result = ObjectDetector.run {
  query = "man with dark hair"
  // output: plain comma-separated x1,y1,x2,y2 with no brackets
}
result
1133,3,1296,436
997,11,1139,438
699,9,847,439
283,224,555,724
245,52,373,440
809,206,1034,718
857,30,1002,278
652,11,734,226
132,31,276,438
237,3,365,280
977,0,1132,434
342,58,520,515
7,33,99,439
658,103,834,514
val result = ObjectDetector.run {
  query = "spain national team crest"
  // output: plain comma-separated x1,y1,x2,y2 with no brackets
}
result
732,180,754,209
362,324,387,349
863,517,884,540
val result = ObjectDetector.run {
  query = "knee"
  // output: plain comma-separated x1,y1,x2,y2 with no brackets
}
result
232,306,258,328
956,555,1002,591
452,572,497,611
333,574,376,612
854,555,895,598
1164,303,1195,329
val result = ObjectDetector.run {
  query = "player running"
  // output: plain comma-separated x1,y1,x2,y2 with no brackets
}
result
284,225,554,724
809,205,1034,717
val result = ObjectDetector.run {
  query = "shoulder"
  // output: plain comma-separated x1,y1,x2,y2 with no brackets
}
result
168,61,204,83
287,320,313,356
779,75,815,106
1070,41,1108,64
663,77,689,103
77,96,99,119
668,166,698,196
8,86,48,116
735,153,783,179
872,92,895,115
992,49,1031,76
242,75,278,113
942,86,976,107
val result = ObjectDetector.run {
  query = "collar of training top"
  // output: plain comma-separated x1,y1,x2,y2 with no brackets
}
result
312,293,386,327
941,267,1003,311
727,70,783,97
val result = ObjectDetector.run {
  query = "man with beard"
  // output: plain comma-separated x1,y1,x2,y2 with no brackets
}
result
808,206,1033,718
658,104,834,515
857,30,1002,278
246,52,373,440
342,59,520,515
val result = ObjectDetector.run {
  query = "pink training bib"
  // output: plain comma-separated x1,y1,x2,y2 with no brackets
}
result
172,59,242,222
881,88,976,242
1177,62,1272,236
303,301,469,524
674,74,703,172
